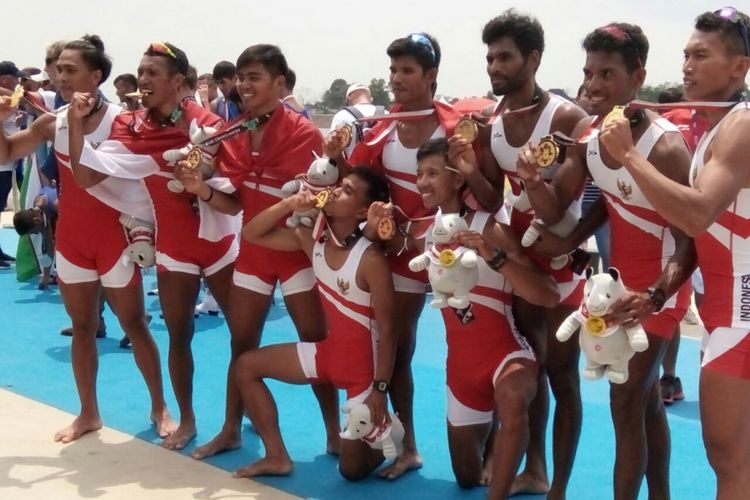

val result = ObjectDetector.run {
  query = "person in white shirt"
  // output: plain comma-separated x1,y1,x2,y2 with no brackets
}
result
329,83,385,157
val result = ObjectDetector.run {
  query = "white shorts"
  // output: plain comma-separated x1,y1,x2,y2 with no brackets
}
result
232,267,316,296
56,250,136,288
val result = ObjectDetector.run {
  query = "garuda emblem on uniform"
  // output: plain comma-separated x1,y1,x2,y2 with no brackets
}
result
337,278,350,295
617,179,633,201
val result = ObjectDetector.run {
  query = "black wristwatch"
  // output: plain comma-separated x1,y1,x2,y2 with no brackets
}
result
487,248,508,271
647,287,666,312
374,380,389,393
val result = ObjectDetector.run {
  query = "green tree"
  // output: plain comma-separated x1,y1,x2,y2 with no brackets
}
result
369,78,392,107
316,78,349,112
638,82,683,102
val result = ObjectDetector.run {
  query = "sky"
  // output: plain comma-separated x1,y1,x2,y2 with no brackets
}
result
4,0,747,102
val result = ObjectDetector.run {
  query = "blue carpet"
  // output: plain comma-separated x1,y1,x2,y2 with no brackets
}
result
0,228,714,499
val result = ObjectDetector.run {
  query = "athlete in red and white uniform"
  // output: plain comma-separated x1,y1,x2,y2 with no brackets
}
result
603,12,750,494
298,236,378,401
184,45,339,461
465,12,589,497
0,36,174,444
519,23,695,499
587,118,691,337
409,137,558,498
68,43,236,450
233,167,396,480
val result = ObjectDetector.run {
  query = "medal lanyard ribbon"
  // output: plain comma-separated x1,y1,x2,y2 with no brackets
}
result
362,109,436,146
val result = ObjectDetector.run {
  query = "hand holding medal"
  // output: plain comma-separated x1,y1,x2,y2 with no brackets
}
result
324,124,353,159
599,105,637,164
367,201,397,241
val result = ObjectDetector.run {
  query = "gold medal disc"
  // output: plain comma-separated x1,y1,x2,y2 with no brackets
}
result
377,216,396,240
454,116,478,143
602,105,626,129
185,147,202,170
439,249,457,267
534,136,560,169
9,84,24,107
585,316,607,336
315,188,331,209
337,124,353,147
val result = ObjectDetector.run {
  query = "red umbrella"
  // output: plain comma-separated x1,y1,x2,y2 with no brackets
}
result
451,96,496,114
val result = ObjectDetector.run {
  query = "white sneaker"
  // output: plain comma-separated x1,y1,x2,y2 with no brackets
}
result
195,291,219,316
683,308,700,325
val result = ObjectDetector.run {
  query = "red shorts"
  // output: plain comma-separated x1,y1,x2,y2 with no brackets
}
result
233,241,315,296
296,340,373,401
702,327,750,380
155,234,237,276
55,219,139,288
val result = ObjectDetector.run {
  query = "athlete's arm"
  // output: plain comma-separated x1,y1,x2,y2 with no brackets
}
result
0,104,54,164
531,193,609,258
359,245,397,427
602,111,750,236
454,221,560,308
67,92,109,187
448,127,503,211
516,116,591,225
242,190,316,254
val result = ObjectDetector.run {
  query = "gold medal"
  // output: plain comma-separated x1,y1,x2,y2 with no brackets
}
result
337,124,353,147
602,105,626,129
9,84,24,107
439,249,457,267
185,147,202,170
124,91,151,99
315,188,332,209
454,116,478,142
534,136,560,168
585,316,607,336
377,216,396,240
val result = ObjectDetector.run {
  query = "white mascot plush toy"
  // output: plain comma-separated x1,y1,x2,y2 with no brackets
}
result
339,402,405,461
162,119,219,193
556,267,649,384
408,208,479,309
119,213,155,268
506,182,579,270
281,154,340,228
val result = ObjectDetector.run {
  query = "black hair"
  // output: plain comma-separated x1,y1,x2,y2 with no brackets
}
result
387,32,441,72
349,166,390,205
143,42,189,76
658,87,683,103
582,23,649,73
285,68,297,91
212,60,236,81
236,44,288,78
695,9,750,57
481,9,545,58
64,35,112,85
184,65,198,91
416,137,455,167
113,73,137,88
13,209,40,236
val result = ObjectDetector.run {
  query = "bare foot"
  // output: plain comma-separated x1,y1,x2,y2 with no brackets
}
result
151,409,177,438
233,456,293,478
378,451,423,480
509,471,550,496
54,416,102,443
192,429,241,459
480,455,493,486
161,421,196,450
327,433,341,456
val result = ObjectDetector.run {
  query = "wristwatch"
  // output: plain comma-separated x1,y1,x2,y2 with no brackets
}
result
647,287,666,312
487,248,508,271
374,380,389,393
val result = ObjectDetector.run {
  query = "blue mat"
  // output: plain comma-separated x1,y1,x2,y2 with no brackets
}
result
0,228,714,499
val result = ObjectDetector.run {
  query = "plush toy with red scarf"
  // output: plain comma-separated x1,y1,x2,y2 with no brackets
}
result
408,208,479,309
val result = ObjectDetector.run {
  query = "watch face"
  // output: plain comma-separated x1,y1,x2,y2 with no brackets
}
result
375,381,388,392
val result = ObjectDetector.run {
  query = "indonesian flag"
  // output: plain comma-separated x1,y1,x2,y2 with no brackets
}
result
78,101,240,241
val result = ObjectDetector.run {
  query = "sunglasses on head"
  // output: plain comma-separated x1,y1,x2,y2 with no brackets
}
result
407,33,436,63
715,6,750,57
148,42,178,60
